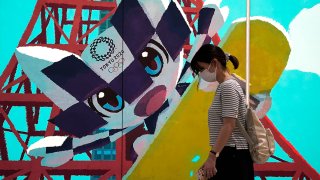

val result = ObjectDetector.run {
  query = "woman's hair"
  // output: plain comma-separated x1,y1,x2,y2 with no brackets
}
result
190,44,239,75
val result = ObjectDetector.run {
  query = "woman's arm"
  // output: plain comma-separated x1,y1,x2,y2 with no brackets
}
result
202,118,236,179
211,81,239,157
203,82,239,178
210,117,236,158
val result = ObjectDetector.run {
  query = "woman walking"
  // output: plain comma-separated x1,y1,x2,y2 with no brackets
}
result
190,44,254,180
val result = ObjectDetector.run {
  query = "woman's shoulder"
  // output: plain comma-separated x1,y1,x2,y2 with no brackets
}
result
220,78,239,90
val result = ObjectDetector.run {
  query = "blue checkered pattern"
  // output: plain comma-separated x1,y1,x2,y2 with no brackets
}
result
198,8,216,35
155,1,191,60
49,102,108,137
111,0,191,60
111,0,155,57
42,55,109,102
42,0,191,137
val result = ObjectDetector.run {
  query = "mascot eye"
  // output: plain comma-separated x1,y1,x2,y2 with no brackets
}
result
97,91,123,112
88,88,124,117
139,47,164,77
139,39,169,77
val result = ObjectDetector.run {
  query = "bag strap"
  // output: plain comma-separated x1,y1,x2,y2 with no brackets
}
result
235,108,254,146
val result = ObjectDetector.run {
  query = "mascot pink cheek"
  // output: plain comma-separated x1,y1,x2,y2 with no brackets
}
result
134,85,167,116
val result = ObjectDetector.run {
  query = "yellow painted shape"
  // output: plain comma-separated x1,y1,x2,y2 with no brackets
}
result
128,19,291,179
128,80,213,179
221,19,290,94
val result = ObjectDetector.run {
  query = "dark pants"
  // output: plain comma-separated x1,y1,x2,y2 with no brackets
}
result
209,146,254,180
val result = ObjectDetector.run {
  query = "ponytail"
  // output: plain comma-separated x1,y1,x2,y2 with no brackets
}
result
226,54,239,69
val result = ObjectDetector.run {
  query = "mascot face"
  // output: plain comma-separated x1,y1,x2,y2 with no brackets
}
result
16,0,191,135
84,33,185,129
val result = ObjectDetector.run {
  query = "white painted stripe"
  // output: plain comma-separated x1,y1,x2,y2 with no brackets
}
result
246,0,250,106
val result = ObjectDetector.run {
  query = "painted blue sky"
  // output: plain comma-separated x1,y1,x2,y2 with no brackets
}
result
0,0,319,178
1,0,319,70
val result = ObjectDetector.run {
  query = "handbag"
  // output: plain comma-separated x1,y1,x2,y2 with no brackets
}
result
229,74,275,163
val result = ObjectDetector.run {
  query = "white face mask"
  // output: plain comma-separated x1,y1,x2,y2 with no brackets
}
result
199,62,217,82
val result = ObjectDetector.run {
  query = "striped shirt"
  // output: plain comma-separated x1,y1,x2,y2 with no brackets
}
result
208,78,249,149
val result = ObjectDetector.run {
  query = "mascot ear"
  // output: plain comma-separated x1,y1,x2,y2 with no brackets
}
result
137,0,171,28
178,2,229,85
15,46,80,110
200,0,229,37
187,2,229,63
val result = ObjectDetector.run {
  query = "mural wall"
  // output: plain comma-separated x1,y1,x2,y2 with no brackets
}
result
0,0,319,179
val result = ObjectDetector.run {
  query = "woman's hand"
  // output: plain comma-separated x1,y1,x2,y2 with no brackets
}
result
197,168,206,180
202,154,217,179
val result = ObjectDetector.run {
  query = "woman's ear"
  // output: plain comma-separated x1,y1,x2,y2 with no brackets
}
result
213,58,218,68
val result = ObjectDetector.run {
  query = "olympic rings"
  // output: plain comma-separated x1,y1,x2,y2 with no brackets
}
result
108,58,125,73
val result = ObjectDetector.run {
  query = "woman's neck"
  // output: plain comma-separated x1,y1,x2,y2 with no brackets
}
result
217,70,232,84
